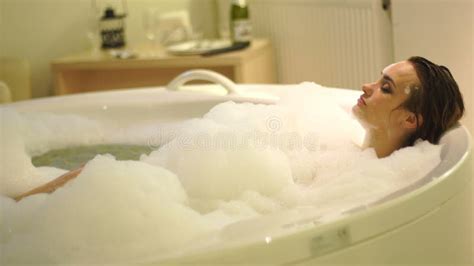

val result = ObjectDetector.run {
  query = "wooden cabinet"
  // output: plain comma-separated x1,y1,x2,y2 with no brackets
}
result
51,39,276,95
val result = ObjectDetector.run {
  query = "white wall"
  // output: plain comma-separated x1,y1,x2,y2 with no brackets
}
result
0,0,217,98
392,0,473,135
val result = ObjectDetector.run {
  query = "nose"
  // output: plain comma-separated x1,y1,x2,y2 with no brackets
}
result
362,82,374,96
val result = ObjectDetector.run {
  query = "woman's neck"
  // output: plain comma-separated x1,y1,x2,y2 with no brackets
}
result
365,128,406,158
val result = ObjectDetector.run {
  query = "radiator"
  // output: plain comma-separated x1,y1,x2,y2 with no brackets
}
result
250,0,394,89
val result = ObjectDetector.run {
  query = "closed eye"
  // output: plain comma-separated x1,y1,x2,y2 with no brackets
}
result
381,83,392,94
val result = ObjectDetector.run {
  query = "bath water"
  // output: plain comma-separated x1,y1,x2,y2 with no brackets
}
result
32,144,153,170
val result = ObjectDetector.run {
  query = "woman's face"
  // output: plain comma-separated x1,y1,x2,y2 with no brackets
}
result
352,61,420,130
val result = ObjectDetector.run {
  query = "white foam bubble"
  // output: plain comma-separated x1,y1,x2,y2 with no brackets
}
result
1,155,214,264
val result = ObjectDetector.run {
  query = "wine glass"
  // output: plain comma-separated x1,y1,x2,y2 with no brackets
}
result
86,0,101,55
142,8,160,57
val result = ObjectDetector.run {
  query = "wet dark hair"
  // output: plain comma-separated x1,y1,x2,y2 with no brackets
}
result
402,56,464,146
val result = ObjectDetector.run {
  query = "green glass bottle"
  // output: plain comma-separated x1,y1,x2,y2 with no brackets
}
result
230,0,252,45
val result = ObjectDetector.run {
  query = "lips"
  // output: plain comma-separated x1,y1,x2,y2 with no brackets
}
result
357,95,366,106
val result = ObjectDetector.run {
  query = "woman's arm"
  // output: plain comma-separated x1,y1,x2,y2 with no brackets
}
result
14,166,84,201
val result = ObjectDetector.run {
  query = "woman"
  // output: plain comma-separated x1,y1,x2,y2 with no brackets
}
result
353,56,464,158
13,56,465,201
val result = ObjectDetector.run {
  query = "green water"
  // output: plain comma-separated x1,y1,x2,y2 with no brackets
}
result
32,144,154,170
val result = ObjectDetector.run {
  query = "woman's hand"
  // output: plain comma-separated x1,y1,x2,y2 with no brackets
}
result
14,166,85,201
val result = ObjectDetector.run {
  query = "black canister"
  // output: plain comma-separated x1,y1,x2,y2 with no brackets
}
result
100,7,126,49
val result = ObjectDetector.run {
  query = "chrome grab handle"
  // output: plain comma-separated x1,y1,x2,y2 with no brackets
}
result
166,69,239,95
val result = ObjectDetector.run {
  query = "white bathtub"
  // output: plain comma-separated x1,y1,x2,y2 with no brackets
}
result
2,71,472,265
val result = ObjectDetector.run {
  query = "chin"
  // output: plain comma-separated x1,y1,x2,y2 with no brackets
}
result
352,105,369,128
351,104,361,117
